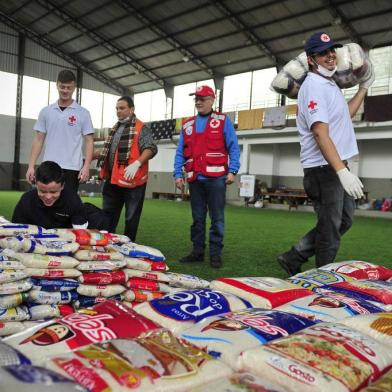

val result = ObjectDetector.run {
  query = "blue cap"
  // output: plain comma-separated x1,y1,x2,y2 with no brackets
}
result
304,32,342,56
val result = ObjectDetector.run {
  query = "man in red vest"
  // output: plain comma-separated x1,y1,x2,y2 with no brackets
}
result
96,96,157,241
174,85,240,268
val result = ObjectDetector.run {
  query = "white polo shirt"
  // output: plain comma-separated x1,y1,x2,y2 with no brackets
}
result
297,72,358,168
34,100,94,171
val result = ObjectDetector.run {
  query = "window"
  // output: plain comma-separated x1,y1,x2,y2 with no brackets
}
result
0,71,17,116
22,76,49,119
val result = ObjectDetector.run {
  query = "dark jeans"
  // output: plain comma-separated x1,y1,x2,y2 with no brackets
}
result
189,177,226,256
293,165,355,267
63,169,79,195
102,181,146,241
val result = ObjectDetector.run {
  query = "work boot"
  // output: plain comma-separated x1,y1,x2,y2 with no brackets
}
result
277,251,302,277
210,255,222,268
179,251,204,263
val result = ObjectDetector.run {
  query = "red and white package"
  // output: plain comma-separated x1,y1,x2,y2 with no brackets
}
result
12,253,79,269
124,289,164,302
322,280,392,305
78,271,127,285
4,300,160,364
210,277,312,308
126,277,174,293
124,268,169,282
45,329,232,392
0,321,25,337
77,284,126,297
340,312,392,346
238,322,392,392
124,256,168,271
74,246,124,261
320,261,392,281
24,268,81,278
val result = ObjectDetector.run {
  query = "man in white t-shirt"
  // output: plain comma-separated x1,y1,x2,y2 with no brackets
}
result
26,70,94,195
277,32,374,276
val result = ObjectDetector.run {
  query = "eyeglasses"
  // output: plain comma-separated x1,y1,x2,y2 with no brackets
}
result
194,96,212,102
315,48,336,57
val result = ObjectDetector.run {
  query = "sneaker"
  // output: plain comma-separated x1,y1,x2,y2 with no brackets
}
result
179,251,204,263
210,255,222,268
277,254,301,277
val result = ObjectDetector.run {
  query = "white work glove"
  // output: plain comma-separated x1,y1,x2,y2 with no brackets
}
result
336,168,364,199
124,160,141,180
72,222,89,229
359,63,375,90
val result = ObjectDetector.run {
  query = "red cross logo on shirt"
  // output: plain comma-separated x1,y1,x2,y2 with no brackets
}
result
308,101,318,110
68,115,76,124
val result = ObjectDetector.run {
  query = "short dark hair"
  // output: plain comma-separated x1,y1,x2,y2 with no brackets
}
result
35,161,65,185
118,96,134,108
57,70,76,84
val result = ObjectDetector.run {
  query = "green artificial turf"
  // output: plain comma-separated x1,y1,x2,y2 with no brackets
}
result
1,191,391,282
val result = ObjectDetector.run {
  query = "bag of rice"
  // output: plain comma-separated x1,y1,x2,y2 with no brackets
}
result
71,229,110,246
12,253,79,269
4,300,160,364
74,294,124,309
320,261,392,281
166,272,210,289
0,258,25,270
134,288,252,334
0,341,31,365
0,365,87,391
20,239,80,256
0,236,24,251
276,291,385,322
76,284,125,297
74,246,124,261
237,322,392,392
339,312,392,346
0,292,28,309
124,256,168,271
124,289,164,302
24,268,82,278
31,278,79,291
0,306,30,322
28,289,78,305
0,279,32,295
180,308,316,368
0,224,41,236
78,270,127,285
124,268,169,282
210,277,313,308
76,260,126,271
111,242,165,261
288,268,352,291
45,329,232,392
0,269,28,283
126,277,174,293
318,280,392,305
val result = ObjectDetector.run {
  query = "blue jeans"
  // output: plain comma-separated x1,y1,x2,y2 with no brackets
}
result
102,181,146,241
189,177,226,256
293,165,355,267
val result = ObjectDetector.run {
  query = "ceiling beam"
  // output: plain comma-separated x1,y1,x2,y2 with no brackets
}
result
117,0,215,78
0,10,130,95
324,0,367,49
34,0,164,88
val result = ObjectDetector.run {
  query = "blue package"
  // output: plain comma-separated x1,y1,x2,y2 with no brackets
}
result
31,278,79,291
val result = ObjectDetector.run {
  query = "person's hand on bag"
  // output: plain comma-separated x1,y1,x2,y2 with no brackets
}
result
124,160,141,180
336,168,364,199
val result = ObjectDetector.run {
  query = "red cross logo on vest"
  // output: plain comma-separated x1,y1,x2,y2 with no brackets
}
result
68,115,76,125
308,101,318,110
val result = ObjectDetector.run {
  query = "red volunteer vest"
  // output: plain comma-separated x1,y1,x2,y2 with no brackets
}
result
99,119,148,188
182,112,228,183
